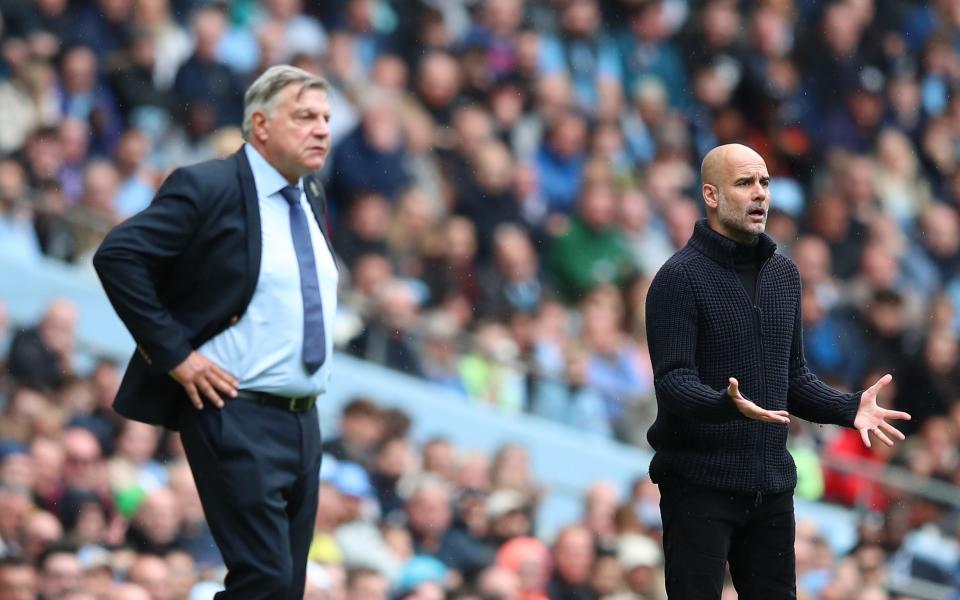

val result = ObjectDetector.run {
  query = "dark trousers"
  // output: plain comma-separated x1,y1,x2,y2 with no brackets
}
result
659,479,796,600
179,397,322,599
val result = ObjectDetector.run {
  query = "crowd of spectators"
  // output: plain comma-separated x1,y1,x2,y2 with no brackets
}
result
2,302,960,600
3,0,960,597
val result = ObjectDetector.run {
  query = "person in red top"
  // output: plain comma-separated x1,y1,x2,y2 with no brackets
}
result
822,427,892,512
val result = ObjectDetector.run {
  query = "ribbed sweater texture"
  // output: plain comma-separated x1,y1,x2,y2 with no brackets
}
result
645,220,861,494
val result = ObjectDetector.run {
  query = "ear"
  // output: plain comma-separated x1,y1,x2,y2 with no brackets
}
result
703,183,719,209
251,111,269,143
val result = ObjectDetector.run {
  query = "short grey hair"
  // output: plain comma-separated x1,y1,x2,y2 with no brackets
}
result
241,65,328,141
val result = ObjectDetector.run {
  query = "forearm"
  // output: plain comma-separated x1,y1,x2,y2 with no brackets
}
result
788,367,860,427
92,168,201,373
655,369,743,422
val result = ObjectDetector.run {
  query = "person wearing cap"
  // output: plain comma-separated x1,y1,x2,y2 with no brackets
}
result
322,461,402,583
606,534,663,600
94,64,338,598
645,143,911,598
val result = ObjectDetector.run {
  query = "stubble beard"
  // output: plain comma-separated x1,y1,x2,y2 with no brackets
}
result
717,191,764,243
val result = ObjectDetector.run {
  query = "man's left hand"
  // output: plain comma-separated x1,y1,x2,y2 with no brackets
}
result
853,374,911,448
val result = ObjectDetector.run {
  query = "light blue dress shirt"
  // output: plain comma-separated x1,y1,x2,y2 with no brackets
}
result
198,144,338,397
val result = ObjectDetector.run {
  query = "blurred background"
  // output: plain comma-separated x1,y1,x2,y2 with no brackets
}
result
1,0,960,598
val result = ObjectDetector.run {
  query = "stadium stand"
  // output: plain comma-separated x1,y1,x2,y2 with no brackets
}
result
2,0,960,598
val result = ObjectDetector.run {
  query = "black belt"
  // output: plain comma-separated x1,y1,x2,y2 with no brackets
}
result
235,390,317,412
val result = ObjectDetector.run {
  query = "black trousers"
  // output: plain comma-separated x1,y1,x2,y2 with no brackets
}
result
180,397,322,599
659,479,797,600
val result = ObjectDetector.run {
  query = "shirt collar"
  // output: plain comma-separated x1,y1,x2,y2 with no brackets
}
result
243,143,300,199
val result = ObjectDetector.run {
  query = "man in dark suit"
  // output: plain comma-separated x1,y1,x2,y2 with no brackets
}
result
93,65,338,598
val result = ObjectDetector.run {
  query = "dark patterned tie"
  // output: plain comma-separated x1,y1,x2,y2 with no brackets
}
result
279,185,326,373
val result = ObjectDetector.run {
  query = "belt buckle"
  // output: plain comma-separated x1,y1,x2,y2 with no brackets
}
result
289,397,298,411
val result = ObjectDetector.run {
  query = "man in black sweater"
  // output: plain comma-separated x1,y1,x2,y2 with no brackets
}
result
645,144,910,599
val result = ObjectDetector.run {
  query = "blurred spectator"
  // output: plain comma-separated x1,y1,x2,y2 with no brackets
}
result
70,0,133,59
616,187,674,277
126,487,183,554
405,476,492,581
0,555,38,600
127,553,173,600
421,216,481,314
801,285,867,390
548,525,595,600
460,321,527,413
333,190,391,269
495,536,551,600
579,286,653,439
347,279,425,377
21,510,61,564
346,566,389,600
171,4,244,128
453,138,524,259
534,109,588,216
322,398,385,465
45,427,112,517
547,182,635,304
166,462,219,567
805,192,865,281
328,89,411,215
538,0,622,119
896,330,960,434
112,129,157,218
368,435,414,520
419,313,467,394
610,533,664,600
477,225,546,321
254,0,328,64
0,160,44,263
0,59,60,155
37,544,83,600
131,0,191,91
414,51,461,126
106,31,174,123
56,45,122,154
332,459,403,580
7,298,77,391
57,118,90,205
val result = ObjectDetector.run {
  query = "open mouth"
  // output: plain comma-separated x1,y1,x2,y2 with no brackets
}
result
748,207,766,221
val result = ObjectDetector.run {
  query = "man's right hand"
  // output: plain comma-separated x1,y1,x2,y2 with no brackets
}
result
170,351,238,409
727,377,790,424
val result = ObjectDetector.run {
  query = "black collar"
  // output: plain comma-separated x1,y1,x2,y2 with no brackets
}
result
687,219,777,269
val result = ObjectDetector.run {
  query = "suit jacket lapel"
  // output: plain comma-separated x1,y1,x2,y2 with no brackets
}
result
236,147,262,307
303,174,338,269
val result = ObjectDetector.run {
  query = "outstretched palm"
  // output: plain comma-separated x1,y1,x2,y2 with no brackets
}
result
727,377,791,424
853,374,911,448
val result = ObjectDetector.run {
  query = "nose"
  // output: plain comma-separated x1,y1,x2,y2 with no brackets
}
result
311,120,329,139
753,182,767,201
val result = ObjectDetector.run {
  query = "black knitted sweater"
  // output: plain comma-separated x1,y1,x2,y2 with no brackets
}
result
645,220,861,494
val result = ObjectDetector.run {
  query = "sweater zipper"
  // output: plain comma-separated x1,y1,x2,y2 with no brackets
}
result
754,258,770,506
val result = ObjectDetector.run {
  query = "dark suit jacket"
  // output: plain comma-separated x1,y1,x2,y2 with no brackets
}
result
93,146,333,430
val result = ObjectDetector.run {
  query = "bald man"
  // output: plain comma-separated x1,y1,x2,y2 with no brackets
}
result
7,298,78,390
644,144,910,599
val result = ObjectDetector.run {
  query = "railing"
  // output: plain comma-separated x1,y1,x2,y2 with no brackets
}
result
819,454,959,599
820,453,960,510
